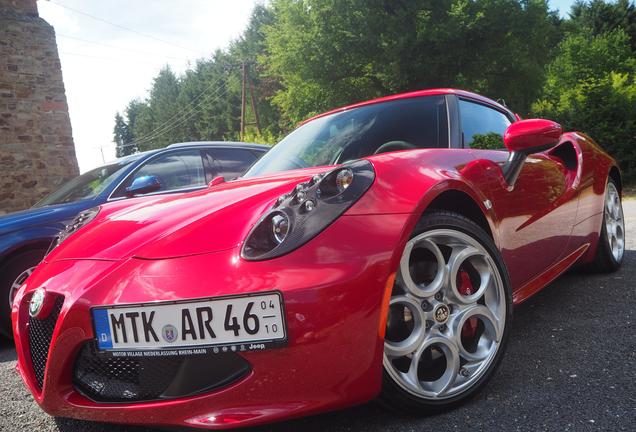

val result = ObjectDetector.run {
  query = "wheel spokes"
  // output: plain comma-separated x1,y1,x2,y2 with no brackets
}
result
9,266,35,308
400,237,446,297
451,305,501,362
400,335,461,398
447,245,491,304
384,296,425,358
384,229,506,400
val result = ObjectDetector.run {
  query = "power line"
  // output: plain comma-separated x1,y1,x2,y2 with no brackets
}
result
57,34,192,61
110,82,230,152
129,82,232,147
130,86,231,148
59,51,165,65
125,70,235,146
128,83,226,146
48,0,206,56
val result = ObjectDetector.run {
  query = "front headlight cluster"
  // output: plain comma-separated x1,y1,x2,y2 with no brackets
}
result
48,207,100,254
241,160,375,261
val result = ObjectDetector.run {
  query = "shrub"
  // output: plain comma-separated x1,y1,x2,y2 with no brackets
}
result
533,29,636,180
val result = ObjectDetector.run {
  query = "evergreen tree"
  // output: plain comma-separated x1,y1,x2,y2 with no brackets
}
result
113,112,135,157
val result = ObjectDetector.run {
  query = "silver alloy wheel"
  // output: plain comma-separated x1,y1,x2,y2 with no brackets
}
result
8,266,35,309
605,182,625,262
383,229,506,400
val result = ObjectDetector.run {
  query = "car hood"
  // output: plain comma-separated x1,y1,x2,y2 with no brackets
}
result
0,201,92,237
47,167,332,261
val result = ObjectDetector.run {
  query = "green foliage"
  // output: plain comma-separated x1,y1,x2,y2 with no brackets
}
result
533,29,636,179
113,112,134,157
568,0,636,49
113,6,282,152
264,0,562,124
113,0,636,178
471,132,506,150
241,129,279,146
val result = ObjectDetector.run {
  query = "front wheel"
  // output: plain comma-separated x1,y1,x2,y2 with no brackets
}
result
380,211,512,414
0,249,46,338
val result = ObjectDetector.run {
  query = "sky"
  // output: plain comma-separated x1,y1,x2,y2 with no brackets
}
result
38,0,259,172
38,0,576,173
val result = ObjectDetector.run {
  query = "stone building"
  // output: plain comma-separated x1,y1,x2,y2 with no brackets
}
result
0,0,78,214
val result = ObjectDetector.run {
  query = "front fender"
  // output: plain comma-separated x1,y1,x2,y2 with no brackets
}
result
350,150,499,250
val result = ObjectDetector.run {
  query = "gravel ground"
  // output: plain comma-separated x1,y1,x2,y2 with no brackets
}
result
1,201,634,432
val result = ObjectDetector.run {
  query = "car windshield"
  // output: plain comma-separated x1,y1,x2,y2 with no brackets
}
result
34,159,136,207
244,95,448,177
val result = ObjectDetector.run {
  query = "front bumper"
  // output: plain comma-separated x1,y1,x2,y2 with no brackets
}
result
12,213,411,429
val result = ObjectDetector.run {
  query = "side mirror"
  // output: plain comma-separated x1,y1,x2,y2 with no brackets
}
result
125,175,161,196
208,176,225,188
502,119,562,187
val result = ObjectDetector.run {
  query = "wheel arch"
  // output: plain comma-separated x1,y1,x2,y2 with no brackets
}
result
384,180,502,291
424,189,494,240
608,165,622,194
0,238,53,271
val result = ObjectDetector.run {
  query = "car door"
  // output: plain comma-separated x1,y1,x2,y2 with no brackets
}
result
111,148,207,199
457,97,579,289
203,147,259,181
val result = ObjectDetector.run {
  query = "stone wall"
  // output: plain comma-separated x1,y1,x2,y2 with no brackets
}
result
0,0,79,214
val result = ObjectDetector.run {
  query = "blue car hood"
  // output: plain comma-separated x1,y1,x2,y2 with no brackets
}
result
0,201,91,236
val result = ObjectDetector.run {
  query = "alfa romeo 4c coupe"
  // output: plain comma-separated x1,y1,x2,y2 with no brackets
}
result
12,89,624,429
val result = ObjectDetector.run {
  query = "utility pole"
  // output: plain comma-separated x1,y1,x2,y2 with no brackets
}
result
240,60,262,139
249,76,262,135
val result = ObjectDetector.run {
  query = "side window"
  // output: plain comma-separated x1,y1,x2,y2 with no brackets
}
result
206,148,257,180
459,99,511,150
114,149,205,197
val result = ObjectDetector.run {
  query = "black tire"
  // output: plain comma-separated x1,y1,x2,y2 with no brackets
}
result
590,178,625,273
0,249,46,339
379,210,513,414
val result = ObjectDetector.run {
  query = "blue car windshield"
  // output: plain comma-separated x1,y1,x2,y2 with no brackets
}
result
244,95,448,177
34,160,135,207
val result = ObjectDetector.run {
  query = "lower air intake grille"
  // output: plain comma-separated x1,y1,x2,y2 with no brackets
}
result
73,342,251,403
28,296,64,389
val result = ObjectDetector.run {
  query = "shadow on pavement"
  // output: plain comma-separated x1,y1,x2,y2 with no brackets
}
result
55,417,156,432
0,336,16,363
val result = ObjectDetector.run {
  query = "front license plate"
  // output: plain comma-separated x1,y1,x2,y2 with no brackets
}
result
92,292,286,352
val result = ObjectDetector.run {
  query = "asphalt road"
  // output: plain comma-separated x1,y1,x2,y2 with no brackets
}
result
1,201,634,432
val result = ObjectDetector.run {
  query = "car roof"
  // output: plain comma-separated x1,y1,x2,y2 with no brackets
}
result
301,88,513,125
166,141,270,151
110,141,270,165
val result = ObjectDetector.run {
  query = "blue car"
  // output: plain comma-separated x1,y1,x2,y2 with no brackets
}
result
0,142,269,337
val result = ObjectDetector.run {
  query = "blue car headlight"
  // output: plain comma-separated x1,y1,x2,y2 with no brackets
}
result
48,207,100,254
241,160,375,260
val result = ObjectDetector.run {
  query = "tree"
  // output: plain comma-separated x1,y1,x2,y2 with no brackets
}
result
140,66,182,149
533,29,636,178
113,4,281,151
263,0,562,125
113,112,135,157
229,4,283,141
568,0,636,49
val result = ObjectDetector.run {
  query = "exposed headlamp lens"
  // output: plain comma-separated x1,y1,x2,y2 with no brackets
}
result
335,168,354,193
271,213,290,244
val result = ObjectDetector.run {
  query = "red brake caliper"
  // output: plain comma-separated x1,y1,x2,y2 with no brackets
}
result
459,269,479,339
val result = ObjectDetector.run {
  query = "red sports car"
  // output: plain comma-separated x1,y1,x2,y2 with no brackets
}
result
12,89,624,429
